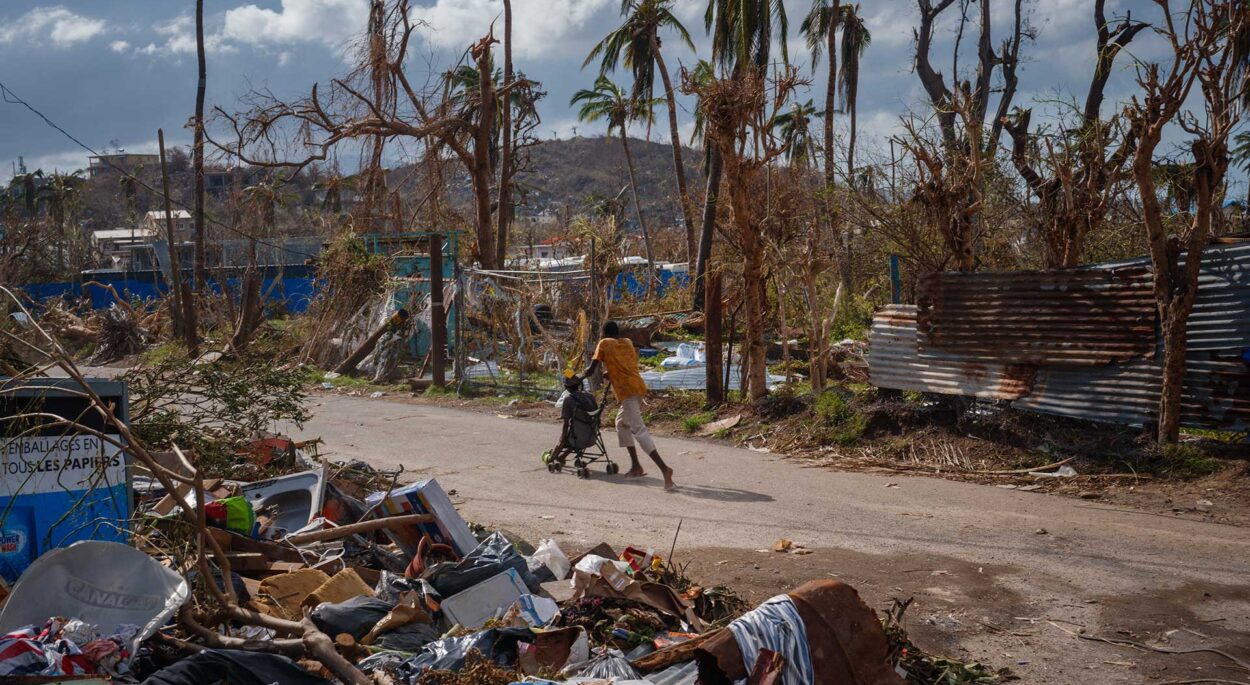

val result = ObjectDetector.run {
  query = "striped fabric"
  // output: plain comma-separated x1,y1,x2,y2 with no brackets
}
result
727,594,814,685
0,624,95,677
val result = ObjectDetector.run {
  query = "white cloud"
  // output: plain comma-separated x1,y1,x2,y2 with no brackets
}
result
134,15,234,56
110,40,131,53
222,0,369,48
410,0,615,60
0,7,106,47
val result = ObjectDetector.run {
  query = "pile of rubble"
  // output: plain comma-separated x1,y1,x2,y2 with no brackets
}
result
0,435,992,685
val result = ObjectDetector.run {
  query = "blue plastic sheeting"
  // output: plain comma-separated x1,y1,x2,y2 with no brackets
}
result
19,265,318,315
612,269,689,300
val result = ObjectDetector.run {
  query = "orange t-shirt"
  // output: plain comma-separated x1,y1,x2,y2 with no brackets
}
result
593,337,648,401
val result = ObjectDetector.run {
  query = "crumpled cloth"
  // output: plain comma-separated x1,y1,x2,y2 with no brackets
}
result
0,622,94,677
726,595,813,685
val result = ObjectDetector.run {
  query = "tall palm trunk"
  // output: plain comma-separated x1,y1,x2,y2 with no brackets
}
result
823,1,845,291
621,131,656,297
693,145,722,310
193,0,207,290
650,29,695,264
496,0,514,267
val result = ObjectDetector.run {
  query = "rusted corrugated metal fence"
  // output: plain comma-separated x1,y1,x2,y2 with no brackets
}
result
868,240,1250,431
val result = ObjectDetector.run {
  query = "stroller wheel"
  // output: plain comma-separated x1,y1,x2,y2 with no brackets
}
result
577,467,590,479
606,462,620,475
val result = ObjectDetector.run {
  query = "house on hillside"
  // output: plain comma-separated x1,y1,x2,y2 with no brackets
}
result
507,236,572,266
91,227,158,268
143,209,192,241
88,153,159,179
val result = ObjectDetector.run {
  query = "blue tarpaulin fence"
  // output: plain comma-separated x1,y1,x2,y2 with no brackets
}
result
17,265,317,314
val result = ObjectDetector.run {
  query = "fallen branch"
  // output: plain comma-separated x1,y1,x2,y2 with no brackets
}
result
977,457,1075,475
1077,633,1250,672
282,513,435,545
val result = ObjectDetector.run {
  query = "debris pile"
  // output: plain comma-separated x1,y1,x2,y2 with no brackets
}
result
0,430,996,684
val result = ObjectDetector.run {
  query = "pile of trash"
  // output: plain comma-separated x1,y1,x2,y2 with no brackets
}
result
0,436,983,685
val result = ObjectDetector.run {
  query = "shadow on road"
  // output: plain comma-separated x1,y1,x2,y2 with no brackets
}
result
611,474,775,503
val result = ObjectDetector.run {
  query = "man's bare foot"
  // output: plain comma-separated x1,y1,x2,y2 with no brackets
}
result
625,467,647,478
661,466,676,491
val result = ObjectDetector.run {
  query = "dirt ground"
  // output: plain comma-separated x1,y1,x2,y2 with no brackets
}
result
677,545,1250,684
336,386,1250,528
294,389,1250,685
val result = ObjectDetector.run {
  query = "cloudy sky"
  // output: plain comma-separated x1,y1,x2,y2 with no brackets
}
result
0,0,1180,184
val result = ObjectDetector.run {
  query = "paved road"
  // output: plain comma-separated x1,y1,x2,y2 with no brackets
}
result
293,393,1249,682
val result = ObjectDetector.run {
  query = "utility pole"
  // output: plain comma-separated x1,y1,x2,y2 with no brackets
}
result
192,0,207,289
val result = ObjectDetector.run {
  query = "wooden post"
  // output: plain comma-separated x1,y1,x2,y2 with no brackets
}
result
158,129,197,355
705,272,724,404
430,233,446,388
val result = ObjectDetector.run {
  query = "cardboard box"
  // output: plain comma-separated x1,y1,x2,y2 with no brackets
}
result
440,568,528,629
364,478,476,557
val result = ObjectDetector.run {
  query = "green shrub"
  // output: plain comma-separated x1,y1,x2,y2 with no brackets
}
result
682,411,716,432
1161,443,1224,478
814,390,868,446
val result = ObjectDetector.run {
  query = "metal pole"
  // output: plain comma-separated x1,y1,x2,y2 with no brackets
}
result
705,272,724,404
430,233,446,387
889,254,902,304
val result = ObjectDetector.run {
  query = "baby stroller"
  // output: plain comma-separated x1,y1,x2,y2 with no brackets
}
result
544,378,619,479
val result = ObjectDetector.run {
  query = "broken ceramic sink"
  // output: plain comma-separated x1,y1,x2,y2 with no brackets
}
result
241,466,326,540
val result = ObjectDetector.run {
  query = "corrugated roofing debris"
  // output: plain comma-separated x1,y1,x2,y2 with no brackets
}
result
868,241,1250,431
917,265,1156,365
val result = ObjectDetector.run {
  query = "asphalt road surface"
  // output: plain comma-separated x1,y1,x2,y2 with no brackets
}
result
289,392,1250,683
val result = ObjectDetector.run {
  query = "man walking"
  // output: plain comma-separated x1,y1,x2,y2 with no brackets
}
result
582,321,676,491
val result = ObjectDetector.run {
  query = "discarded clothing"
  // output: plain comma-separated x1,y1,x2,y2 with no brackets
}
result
695,580,902,685
0,622,94,677
141,648,333,685
726,595,812,685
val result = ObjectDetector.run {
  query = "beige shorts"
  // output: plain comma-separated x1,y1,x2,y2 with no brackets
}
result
615,396,656,454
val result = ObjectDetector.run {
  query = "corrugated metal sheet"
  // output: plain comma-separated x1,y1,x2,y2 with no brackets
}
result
1013,241,1250,430
869,241,1250,432
917,265,1156,365
868,305,1035,400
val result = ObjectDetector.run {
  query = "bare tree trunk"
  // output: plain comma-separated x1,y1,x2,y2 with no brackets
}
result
692,145,722,311
472,38,498,269
651,30,696,264
158,129,198,356
193,0,207,290
496,0,514,267
1157,312,1188,443
621,131,656,297
803,228,827,393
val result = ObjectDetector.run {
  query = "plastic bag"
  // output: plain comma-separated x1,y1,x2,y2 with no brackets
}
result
528,539,571,581
310,596,393,641
569,648,640,679
424,532,538,597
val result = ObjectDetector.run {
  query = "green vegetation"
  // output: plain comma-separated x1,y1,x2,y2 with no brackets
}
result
682,411,716,432
814,389,868,446
1160,443,1225,478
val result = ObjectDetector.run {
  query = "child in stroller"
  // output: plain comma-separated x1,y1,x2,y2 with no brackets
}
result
544,371,620,478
